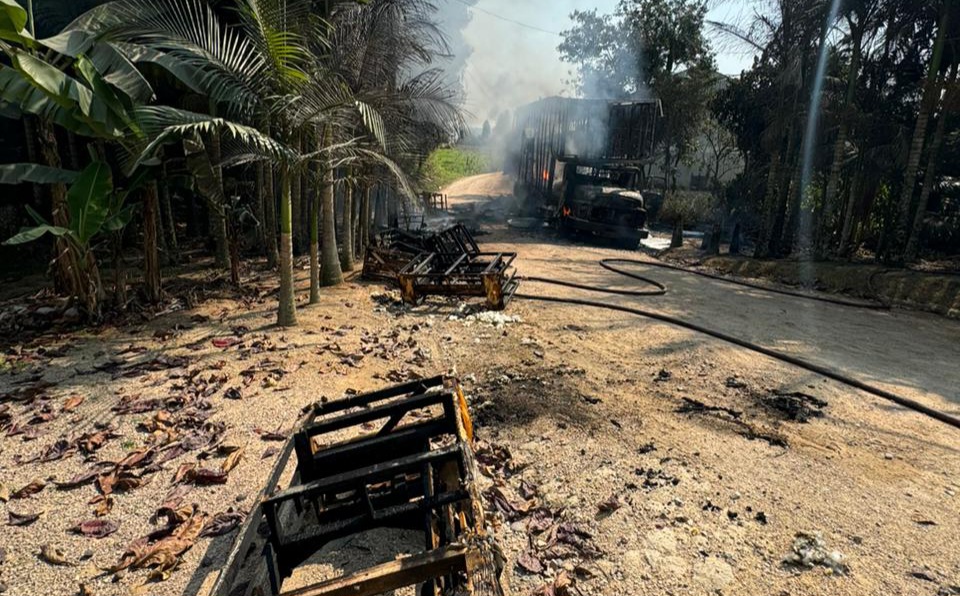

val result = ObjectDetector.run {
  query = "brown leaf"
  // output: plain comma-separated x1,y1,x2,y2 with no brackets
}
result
220,445,244,474
117,447,154,469
91,495,114,517
159,485,192,511
77,430,120,455
0,483,9,502
79,583,95,596
517,551,544,574
39,438,75,462
191,468,228,486
97,470,145,495
172,462,197,484
8,509,43,526
199,510,244,537
39,544,74,566
63,395,85,412
157,503,195,527
70,519,119,538
54,463,115,490
11,478,46,499
260,446,279,459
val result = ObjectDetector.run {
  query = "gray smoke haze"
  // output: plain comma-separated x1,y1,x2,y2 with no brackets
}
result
435,0,757,126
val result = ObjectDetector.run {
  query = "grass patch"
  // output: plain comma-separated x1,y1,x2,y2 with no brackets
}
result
421,147,492,191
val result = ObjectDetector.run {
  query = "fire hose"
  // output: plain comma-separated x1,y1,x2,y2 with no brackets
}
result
516,258,960,431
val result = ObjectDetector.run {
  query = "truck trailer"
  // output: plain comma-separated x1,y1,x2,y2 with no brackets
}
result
513,97,662,248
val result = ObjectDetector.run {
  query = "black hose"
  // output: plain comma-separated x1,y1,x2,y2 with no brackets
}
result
515,258,960,431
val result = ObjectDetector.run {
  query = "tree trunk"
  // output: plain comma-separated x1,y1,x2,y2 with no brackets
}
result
112,233,127,309
263,164,280,268
670,216,684,249
159,170,179,264
754,149,782,258
309,172,320,304
292,133,304,255
837,161,864,256
277,167,298,327
894,2,949,260
359,183,371,259
38,120,102,313
821,24,863,255
320,141,343,287
254,162,267,258
905,65,956,262
143,182,162,302
340,173,355,272
206,131,230,269
771,126,798,256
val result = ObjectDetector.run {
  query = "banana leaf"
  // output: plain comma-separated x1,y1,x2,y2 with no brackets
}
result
0,163,80,185
67,161,113,245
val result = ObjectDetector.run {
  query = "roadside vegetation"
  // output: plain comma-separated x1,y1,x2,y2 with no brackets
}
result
0,0,463,326
559,0,960,264
421,146,493,191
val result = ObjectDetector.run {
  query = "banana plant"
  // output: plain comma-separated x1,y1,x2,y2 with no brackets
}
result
3,160,139,316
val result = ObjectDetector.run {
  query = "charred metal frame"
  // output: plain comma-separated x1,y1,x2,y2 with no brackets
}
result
362,225,519,310
207,376,502,596
397,251,518,310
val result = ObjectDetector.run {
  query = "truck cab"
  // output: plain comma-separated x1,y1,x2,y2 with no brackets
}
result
554,158,649,248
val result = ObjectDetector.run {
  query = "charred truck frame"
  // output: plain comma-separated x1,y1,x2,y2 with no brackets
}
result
514,97,662,248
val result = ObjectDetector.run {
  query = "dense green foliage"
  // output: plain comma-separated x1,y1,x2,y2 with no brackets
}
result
559,0,960,263
422,147,492,190
0,0,463,323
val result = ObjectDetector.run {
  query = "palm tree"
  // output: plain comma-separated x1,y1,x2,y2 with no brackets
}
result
893,0,949,261
85,0,450,325
312,0,464,291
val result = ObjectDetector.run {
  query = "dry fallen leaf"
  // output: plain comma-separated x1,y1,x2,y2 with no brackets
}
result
172,463,197,484
63,395,85,412
517,550,544,574
11,478,46,499
0,483,9,502
8,509,43,526
79,582,95,596
199,510,244,537
190,468,228,486
70,519,119,539
221,445,245,474
39,544,74,566
91,495,114,517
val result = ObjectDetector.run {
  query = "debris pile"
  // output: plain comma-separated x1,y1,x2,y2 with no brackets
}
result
783,532,848,575
363,224,520,310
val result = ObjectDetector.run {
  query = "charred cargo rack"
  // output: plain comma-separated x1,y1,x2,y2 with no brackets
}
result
362,223,481,282
205,376,506,596
397,251,519,311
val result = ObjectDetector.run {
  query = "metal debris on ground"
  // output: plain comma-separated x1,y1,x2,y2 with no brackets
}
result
363,224,519,310
207,376,507,596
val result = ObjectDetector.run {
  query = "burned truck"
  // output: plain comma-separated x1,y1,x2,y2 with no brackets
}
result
514,97,661,248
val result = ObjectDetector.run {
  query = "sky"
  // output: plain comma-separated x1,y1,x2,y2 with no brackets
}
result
441,0,761,126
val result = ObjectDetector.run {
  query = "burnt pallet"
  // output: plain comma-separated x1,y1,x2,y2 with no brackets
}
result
204,376,506,596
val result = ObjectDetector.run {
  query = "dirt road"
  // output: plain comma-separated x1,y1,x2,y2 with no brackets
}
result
2,173,959,596
446,173,960,595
